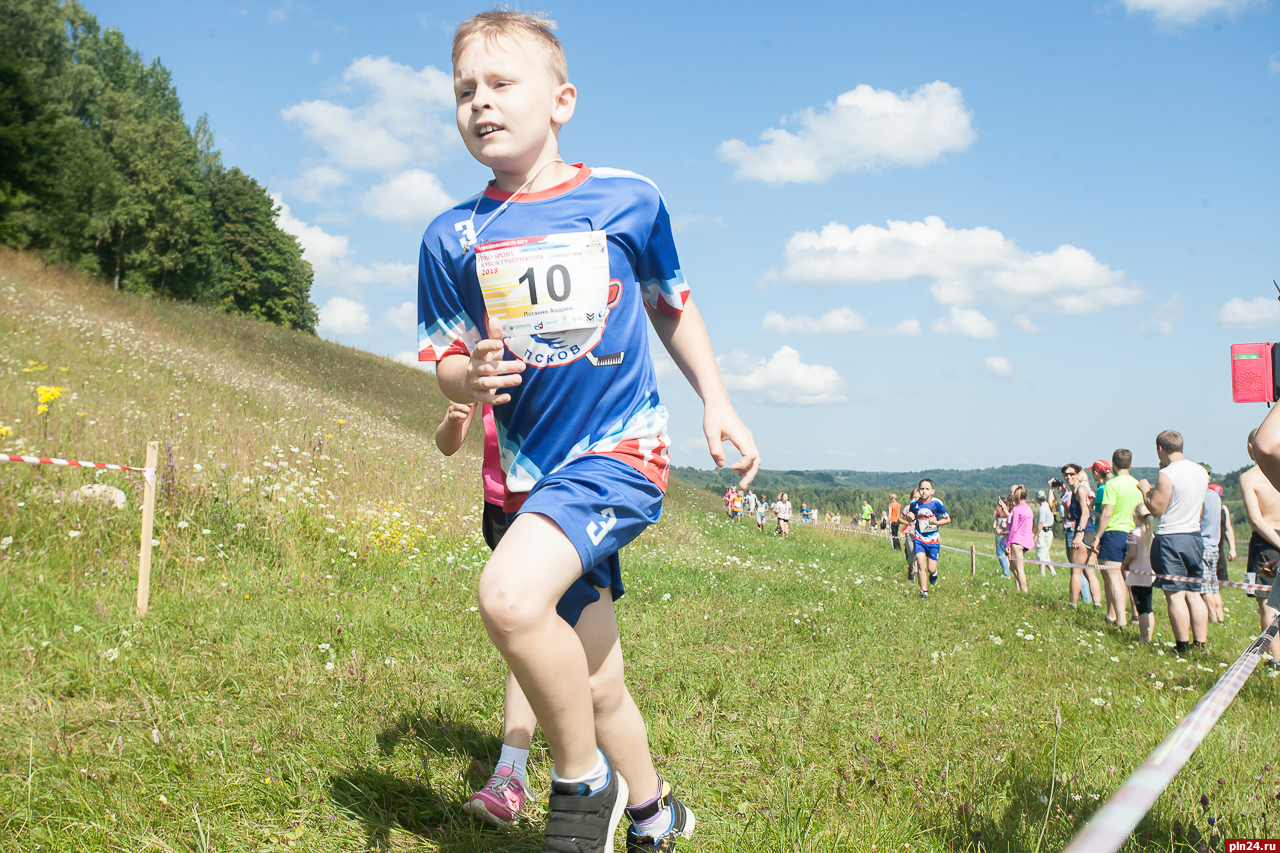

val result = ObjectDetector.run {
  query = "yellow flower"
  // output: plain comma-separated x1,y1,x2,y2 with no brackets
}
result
58,367,69,373
36,404,48,415
0,425,11,437
336,419,346,425
36,386,66,404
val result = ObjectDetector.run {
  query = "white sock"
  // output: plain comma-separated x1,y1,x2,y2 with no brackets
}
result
496,743,529,788
552,749,609,795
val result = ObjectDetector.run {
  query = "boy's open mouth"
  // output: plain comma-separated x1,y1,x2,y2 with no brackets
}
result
476,123,503,139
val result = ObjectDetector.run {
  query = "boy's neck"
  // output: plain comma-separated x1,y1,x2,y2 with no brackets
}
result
490,151,579,194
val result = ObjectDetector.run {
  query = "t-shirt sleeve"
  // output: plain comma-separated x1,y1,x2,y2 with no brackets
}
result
1102,481,1116,507
418,241,482,362
636,194,690,316
936,501,949,519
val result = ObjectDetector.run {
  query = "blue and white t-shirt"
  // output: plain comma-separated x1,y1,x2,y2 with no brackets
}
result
909,499,949,544
417,165,689,509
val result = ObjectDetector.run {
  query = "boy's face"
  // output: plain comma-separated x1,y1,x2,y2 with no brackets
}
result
918,483,934,501
453,36,575,178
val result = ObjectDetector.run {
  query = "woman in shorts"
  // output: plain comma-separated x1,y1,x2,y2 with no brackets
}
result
1062,464,1102,608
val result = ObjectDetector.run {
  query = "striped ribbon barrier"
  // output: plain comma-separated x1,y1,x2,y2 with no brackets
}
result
3,443,161,618
1061,615,1280,853
801,520,1272,595
3,452,155,480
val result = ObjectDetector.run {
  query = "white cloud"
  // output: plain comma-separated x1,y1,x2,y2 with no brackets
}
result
760,306,921,337
282,56,455,171
772,215,1143,315
361,169,457,226
984,356,1015,377
718,346,847,406
1121,0,1263,25
930,306,998,339
273,193,416,294
1012,314,1048,334
384,301,417,335
716,82,975,185
1139,295,1183,335
285,166,348,203
1218,295,1280,330
317,297,371,337
1270,53,1280,74
393,351,435,372
670,213,725,233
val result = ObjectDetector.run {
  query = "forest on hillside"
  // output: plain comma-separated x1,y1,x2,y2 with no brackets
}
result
0,0,317,331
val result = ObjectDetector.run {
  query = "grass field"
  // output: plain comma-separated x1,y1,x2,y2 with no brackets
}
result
1,251,1277,852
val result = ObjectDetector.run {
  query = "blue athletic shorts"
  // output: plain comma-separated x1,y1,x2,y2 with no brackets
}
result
1151,532,1205,593
1097,529,1129,564
912,539,941,561
514,454,663,627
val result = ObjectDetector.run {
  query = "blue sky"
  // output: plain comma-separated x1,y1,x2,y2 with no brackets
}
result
93,0,1279,474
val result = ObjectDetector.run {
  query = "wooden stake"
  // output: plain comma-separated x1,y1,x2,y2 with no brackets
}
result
970,543,977,577
136,441,159,619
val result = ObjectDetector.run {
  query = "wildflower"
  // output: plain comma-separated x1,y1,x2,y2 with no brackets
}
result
104,647,119,662
177,521,189,529
318,643,330,650
1153,681,1164,689
0,425,11,437
151,728,160,744
336,419,346,425
1110,656,1120,662
325,661,335,671
1091,697,1106,706
73,625,82,632
0,536,11,549
68,530,82,538
202,529,211,535
192,464,203,472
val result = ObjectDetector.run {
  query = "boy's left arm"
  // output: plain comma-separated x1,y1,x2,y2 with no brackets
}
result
646,296,760,487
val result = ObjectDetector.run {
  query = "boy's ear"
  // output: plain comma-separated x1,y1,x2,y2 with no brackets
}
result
551,81,576,127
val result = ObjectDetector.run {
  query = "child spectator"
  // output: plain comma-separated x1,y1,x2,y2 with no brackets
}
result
993,495,1011,579
436,401,537,825
1122,504,1157,642
419,12,760,850
1006,485,1034,593
1035,489,1057,577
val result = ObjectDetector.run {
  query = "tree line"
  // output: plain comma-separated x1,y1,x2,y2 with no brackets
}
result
0,0,317,332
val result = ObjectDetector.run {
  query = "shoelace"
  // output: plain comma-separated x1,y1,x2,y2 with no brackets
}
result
484,771,521,799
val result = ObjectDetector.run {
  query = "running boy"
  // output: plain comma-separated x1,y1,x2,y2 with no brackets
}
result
419,12,759,852
904,479,950,599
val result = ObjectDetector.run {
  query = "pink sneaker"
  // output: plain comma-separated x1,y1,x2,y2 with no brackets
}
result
463,765,528,827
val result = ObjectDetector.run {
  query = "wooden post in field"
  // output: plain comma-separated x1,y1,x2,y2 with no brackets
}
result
970,544,977,577
136,441,159,619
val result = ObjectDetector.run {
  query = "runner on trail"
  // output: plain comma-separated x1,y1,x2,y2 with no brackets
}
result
904,479,950,600
861,499,873,530
436,401,538,825
755,493,768,531
419,12,760,849
774,492,792,537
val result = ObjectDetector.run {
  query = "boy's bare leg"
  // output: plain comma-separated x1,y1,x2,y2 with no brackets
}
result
1084,567,1102,607
915,551,929,593
1184,590,1208,643
1069,566,1082,605
574,593,661,806
478,512,598,778
503,670,535,750
1101,565,1126,625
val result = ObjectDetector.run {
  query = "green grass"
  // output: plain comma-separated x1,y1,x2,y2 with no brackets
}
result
0,251,1277,852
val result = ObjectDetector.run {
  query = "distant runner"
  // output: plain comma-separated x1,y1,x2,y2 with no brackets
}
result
905,479,950,600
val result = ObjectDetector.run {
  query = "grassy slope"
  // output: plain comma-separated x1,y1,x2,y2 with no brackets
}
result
0,251,1277,852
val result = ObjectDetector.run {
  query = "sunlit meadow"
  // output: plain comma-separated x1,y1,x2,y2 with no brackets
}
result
0,250,1277,852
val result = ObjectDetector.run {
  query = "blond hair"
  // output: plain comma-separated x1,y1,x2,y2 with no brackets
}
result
453,10,568,84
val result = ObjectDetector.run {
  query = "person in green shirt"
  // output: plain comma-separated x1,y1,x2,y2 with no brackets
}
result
861,500,873,530
1090,448,1142,627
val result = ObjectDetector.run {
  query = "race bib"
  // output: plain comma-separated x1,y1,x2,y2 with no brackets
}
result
476,231,610,336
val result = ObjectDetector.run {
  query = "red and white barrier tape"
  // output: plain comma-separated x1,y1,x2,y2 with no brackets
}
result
800,520,1272,594
1061,615,1280,853
2,453,155,482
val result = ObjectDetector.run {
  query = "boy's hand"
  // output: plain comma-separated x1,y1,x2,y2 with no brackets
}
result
704,402,759,488
466,318,525,404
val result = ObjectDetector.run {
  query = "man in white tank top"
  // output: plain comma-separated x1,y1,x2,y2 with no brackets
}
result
1140,429,1209,655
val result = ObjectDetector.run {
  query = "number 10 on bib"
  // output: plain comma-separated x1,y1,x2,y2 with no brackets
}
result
476,231,610,336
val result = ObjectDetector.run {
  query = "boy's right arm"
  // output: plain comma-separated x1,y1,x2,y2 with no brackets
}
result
1241,472,1280,550
437,319,526,405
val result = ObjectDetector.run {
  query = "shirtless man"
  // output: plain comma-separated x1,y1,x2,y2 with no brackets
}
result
1240,426,1280,665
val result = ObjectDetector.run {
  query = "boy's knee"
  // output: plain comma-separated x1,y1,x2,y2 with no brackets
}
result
477,574,545,639
588,665,626,717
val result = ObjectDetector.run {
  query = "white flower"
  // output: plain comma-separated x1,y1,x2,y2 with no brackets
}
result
468,606,478,612
1110,656,1119,662
662,593,671,601
1153,681,1164,689
104,647,119,662
1039,795,1048,804
991,636,1003,645
318,643,330,650
0,536,11,549
151,728,160,744
151,538,160,547
1091,697,1106,706
68,530,82,538
73,625,82,632
177,520,189,529
242,477,253,485
195,556,205,563
325,661,335,671
201,529,211,535
158,794,168,804
192,464,203,472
